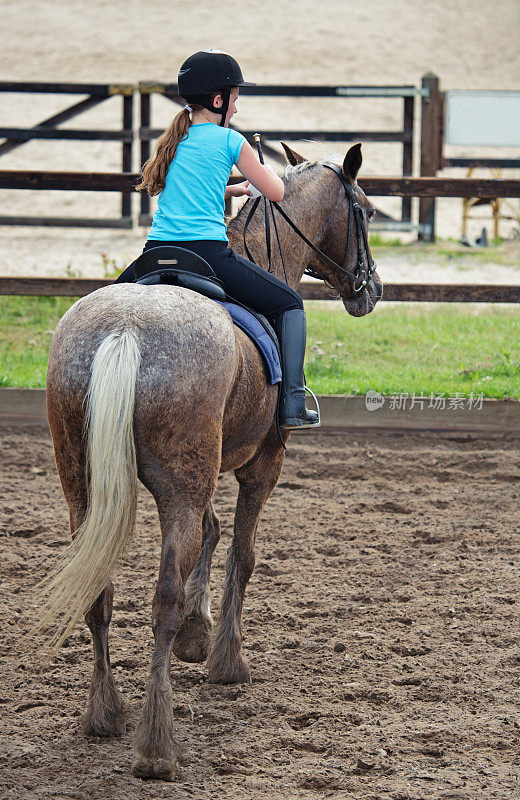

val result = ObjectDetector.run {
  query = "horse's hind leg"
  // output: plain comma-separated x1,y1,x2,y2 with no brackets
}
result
207,435,285,684
48,406,124,736
133,450,219,780
83,582,125,736
74,502,124,737
133,499,207,779
172,502,221,663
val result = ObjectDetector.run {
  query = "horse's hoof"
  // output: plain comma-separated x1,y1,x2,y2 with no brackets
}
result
207,655,251,685
172,614,212,663
82,692,126,737
82,711,126,738
132,756,176,781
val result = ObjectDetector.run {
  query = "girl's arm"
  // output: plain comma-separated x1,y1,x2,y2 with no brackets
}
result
236,141,285,202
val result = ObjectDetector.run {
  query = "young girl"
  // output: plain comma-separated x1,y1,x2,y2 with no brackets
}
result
117,49,318,429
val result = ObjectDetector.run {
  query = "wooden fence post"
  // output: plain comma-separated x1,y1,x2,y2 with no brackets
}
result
121,93,133,220
419,73,443,241
401,95,414,222
139,87,151,226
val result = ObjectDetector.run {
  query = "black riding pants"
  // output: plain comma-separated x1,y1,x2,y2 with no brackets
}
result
115,239,303,318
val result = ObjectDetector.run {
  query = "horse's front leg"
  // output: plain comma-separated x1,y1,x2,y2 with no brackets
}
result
172,502,221,664
207,436,286,684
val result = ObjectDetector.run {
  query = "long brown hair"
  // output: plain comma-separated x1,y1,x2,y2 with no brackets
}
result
135,107,191,196
136,93,219,196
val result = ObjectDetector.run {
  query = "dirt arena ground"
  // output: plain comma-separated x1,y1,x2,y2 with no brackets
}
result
1,3,519,798
1,424,519,799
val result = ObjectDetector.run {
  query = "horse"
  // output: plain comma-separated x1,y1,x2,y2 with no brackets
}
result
35,141,383,779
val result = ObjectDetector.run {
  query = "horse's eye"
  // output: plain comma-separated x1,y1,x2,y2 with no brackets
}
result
367,209,375,221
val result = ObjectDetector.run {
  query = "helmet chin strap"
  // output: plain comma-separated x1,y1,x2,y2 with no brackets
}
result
217,86,231,126
183,87,232,126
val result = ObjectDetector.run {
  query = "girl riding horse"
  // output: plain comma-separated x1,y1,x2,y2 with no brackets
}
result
116,49,318,429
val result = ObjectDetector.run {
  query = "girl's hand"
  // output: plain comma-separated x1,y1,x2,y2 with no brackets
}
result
236,141,284,202
225,180,253,199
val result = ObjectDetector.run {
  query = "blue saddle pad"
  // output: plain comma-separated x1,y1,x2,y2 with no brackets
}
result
217,301,281,385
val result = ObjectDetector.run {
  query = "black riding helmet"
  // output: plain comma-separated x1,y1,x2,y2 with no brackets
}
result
177,50,255,126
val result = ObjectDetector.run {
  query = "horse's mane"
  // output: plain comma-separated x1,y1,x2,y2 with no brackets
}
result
283,160,318,177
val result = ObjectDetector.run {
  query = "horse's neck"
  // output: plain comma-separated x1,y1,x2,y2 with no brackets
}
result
227,166,332,289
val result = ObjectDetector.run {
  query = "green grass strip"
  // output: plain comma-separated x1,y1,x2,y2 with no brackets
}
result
0,296,518,398
304,302,519,398
0,296,77,388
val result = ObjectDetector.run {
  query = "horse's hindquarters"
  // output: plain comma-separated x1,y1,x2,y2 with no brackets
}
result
47,281,246,544
49,282,239,421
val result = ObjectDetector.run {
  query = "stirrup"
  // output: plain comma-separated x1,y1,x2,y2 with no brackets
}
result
279,386,321,431
305,385,321,427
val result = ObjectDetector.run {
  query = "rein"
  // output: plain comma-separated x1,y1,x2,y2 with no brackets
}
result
243,161,376,293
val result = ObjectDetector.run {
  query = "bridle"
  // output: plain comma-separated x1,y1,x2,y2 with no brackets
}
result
243,161,376,294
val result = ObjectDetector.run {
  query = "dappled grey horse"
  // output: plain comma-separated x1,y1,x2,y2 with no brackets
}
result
36,143,382,779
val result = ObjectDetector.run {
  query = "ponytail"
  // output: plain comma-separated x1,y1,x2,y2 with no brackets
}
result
136,107,192,196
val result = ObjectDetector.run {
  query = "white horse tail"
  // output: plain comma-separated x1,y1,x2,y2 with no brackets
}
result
35,328,141,654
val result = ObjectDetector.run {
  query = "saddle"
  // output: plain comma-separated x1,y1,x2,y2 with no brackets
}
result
132,245,227,302
129,246,282,385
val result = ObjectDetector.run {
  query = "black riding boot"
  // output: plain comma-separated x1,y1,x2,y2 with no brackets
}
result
273,309,320,429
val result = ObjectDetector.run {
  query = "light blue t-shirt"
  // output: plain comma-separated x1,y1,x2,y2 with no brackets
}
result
148,123,246,242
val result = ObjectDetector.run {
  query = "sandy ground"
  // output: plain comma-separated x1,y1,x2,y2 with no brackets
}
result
0,424,519,799
0,0,519,278
1,5,519,798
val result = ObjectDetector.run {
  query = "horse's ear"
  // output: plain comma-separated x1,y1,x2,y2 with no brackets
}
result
281,142,307,166
342,143,363,181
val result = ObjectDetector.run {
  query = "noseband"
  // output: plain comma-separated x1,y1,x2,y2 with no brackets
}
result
243,162,376,293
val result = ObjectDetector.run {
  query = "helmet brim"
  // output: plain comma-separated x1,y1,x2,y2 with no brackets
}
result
237,81,256,87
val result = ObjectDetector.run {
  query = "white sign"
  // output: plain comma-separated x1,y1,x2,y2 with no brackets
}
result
445,91,520,147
